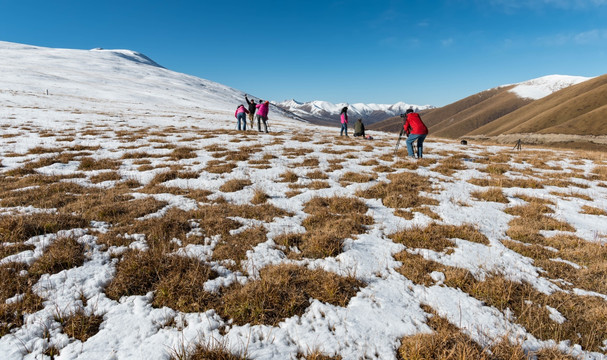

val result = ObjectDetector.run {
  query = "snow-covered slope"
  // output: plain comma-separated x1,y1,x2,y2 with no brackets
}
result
0,41,302,123
508,75,592,100
276,99,434,125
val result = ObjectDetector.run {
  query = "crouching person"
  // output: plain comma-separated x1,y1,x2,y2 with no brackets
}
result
353,118,365,137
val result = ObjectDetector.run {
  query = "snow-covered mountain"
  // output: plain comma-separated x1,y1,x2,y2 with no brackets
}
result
0,41,300,123
276,99,434,125
507,74,592,100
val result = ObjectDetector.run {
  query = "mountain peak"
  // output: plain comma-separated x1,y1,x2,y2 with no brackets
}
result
509,74,592,100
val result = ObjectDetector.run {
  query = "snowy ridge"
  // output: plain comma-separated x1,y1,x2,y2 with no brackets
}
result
0,40,293,119
276,99,434,124
508,74,592,100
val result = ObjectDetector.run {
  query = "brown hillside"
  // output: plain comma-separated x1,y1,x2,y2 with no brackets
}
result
369,85,532,138
470,74,607,136
430,89,531,138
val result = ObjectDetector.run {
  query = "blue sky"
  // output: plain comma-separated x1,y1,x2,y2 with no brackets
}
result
1,0,606,106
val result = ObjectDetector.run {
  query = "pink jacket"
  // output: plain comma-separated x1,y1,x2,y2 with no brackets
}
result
235,105,249,118
256,102,269,117
340,112,348,124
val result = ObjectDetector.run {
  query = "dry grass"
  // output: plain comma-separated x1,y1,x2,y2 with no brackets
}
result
391,223,489,253
434,156,467,176
306,170,329,180
505,201,575,245
470,187,509,203
0,213,88,243
279,170,299,182
212,226,268,265
205,160,237,174
29,237,85,277
289,196,374,258
78,157,121,171
106,250,219,312
171,339,248,360
397,244,607,353
0,181,89,209
61,310,104,342
468,176,544,189
90,171,122,183
0,243,35,259
549,191,593,201
399,305,528,360
504,234,607,295
216,264,363,326
219,179,252,192
356,171,437,209
483,163,511,175
340,172,377,183
64,188,167,224
250,188,269,204
580,205,607,216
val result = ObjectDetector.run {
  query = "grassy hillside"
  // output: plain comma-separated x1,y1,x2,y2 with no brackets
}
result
370,85,532,138
470,74,607,136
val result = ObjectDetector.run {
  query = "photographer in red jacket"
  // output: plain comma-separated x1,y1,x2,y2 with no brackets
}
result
403,108,428,158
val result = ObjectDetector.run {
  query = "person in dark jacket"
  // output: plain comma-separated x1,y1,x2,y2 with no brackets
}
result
403,108,428,158
353,118,365,137
245,95,257,129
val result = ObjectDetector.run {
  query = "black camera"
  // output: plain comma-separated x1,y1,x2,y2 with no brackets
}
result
399,113,406,118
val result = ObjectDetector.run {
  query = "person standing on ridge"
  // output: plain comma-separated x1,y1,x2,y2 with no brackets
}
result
340,106,349,137
403,108,428,158
256,100,270,133
245,95,257,129
353,118,365,138
234,104,249,131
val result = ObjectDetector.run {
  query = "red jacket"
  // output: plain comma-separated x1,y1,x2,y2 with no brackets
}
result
404,112,428,135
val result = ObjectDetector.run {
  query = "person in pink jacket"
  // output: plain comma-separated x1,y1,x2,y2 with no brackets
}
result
340,106,349,136
234,104,249,131
255,100,270,133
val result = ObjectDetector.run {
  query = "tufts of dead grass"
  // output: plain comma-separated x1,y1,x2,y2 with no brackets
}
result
216,264,363,326
279,170,299,183
61,310,104,342
170,339,248,360
106,250,219,313
434,156,467,176
212,226,268,266
29,237,85,277
205,160,237,174
580,205,607,216
90,171,122,184
399,305,529,360
0,181,88,209
340,172,376,183
64,188,167,225
391,223,489,253
78,157,121,171
470,187,509,203
219,179,252,192
0,213,88,243
288,196,373,258
250,188,269,205
356,171,437,210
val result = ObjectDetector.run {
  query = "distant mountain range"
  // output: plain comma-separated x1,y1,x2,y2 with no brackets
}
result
275,99,433,126
370,74,607,149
